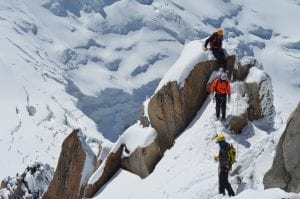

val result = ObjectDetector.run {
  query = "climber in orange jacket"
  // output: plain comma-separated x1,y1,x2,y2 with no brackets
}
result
210,72,231,120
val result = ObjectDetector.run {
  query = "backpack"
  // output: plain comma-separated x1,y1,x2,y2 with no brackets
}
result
228,144,236,166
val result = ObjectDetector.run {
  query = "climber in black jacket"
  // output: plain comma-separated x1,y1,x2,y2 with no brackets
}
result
214,134,235,197
204,28,227,71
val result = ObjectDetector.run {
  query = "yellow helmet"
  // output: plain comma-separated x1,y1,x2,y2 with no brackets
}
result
216,134,225,142
216,28,223,35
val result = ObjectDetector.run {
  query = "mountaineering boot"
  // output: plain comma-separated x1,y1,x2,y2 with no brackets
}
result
218,191,225,196
228,191,235,197
227,185,235,197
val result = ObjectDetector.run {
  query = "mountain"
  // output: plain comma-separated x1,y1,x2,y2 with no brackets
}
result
0,0,300,198
83,41,298,199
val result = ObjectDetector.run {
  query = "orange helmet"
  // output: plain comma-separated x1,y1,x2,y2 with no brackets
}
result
217,28,223,35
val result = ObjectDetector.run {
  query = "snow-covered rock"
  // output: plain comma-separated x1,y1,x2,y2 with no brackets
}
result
148,41,235,152
228,112,248,134
122,138,161,178
263,102,300,193
233,56,262,81
121,124,161,178
245,67,275,125
0,162,53,199
44,129,96,199
0,0,300,198
84,140,123,198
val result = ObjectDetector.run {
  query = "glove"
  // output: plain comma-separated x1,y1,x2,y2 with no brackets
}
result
214,156,219,162
203,47,208,51
227,95,231,103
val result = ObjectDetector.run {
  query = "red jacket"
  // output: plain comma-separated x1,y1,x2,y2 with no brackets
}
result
210,79,231,95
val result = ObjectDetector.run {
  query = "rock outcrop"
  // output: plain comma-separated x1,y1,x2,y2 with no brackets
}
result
83,144,123,198
245,68,275,123
43,129,96,199
148,56,235,152
139,106,150,127
0,163,54,199
233,62,252,81
233,57,261,81
232,57,274,122
42,50,277,198
95,144,103,171
228,113,248,134
122,138,162,178
263,102,300,193
245,82,263,120
224,58,274,133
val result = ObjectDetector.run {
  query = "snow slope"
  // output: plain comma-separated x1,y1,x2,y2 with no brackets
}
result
0,0,243,179
92,41,298,198
0,0,107,179
93,87,299,198
91,0,300,195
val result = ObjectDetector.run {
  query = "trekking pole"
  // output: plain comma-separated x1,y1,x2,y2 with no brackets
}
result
210,133,218,141
235,82,239,170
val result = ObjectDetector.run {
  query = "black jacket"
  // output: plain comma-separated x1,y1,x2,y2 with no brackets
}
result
205,32,223,49
218,141,230,168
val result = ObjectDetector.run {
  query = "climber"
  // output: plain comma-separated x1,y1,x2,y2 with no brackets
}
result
210,72,231,120
203,28,227,71
214,134,235,197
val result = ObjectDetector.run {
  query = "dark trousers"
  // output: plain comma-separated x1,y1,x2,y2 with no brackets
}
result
212,48,227,71
215,93,227,119
219,167,235,196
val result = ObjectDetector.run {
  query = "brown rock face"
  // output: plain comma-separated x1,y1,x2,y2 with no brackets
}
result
233,61,261,122
139,106,150,128
263,102,300,192
148,56,235,152
233,63,252,81
83,145,123,198
43,129,96,199
245,82,263,120
233,59,274,124
245,78,274,123
228,113,248,134
148,81,184,152
0,180,7,189
122,138,162,178
233,56,263,81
